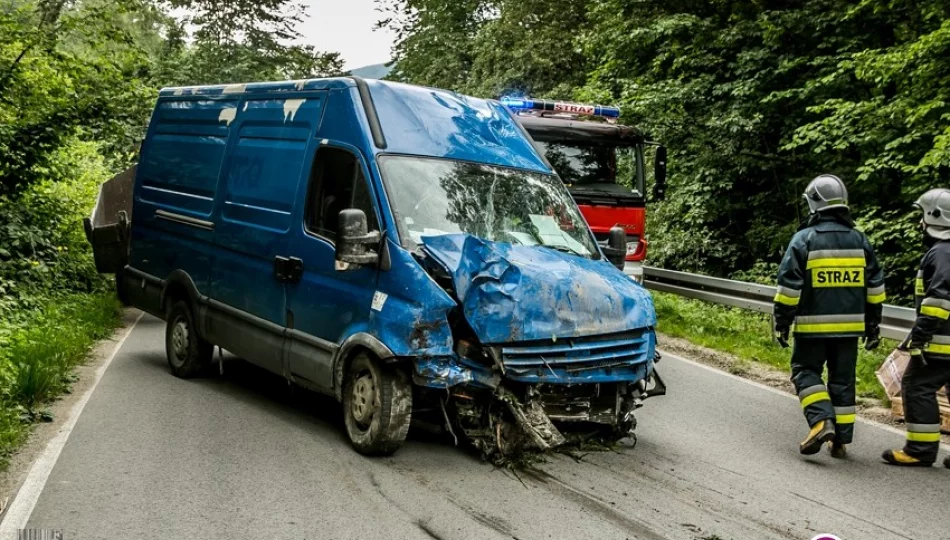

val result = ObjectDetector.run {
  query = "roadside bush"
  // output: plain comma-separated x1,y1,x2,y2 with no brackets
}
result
0,136,120,469
0,292,119,468
2,293,119,411
0,137,110,339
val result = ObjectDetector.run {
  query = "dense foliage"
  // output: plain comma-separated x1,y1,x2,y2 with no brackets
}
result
1,0,343,330
0,0,342,466
379,0,950,303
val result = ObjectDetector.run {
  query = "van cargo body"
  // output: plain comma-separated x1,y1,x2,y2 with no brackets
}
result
86,77,663,456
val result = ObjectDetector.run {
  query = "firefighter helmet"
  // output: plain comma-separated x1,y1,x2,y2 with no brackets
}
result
803,175,849,214
915,188,950,240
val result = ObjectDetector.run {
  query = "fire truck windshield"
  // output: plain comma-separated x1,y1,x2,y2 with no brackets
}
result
534,141,645,200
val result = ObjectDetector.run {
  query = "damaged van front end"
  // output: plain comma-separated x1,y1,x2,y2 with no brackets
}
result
399,232,663,457
357,99,666,456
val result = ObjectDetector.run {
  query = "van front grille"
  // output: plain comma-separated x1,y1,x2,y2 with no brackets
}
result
500,330,651,383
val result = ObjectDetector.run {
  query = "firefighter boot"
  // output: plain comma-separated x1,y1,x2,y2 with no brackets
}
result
881,449,934,467
828,441,847,459
943,455,950,469
800,420,835,455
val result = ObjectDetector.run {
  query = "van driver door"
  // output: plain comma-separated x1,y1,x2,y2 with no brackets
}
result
283,143,381,391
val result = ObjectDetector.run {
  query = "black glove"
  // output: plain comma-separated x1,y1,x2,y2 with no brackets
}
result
774,326,790,348
907,341,926,363
864,325,881,351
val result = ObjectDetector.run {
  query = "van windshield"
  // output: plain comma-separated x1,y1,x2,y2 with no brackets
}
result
378,155,599,258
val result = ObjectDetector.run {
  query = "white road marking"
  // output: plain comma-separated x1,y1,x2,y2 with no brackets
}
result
0,311,143,537
661,349,949,446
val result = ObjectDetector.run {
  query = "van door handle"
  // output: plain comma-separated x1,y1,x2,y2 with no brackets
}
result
274,256,304,283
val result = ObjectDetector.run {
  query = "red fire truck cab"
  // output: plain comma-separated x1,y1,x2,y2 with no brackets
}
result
505,98,667,282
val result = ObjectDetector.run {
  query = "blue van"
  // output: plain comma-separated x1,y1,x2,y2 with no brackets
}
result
86,77,663,456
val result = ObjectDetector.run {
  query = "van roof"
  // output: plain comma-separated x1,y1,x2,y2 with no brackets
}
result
158,77,356,97
158,78,552,175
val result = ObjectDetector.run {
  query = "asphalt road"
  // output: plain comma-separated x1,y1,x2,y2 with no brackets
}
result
20,314,950,540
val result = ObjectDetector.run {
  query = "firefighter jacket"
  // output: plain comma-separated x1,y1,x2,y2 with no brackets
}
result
909,239,950,359
774,214,885,338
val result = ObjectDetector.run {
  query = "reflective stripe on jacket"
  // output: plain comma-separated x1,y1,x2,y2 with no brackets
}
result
774,215,885,337
910,240,950,360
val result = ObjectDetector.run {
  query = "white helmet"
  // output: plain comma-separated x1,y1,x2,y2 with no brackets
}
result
915,188,950,240
803,174,848,214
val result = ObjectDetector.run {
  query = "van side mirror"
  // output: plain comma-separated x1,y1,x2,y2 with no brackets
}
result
653,145,667,201
603,226,627,271
336,209,380,266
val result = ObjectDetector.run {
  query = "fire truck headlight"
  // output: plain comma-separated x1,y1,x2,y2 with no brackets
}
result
626,241,639,256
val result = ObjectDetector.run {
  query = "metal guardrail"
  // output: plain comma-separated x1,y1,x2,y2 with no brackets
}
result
640,266,915,342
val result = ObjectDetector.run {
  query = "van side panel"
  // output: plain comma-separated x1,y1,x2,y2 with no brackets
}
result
130,98,237,303
208,92,326,375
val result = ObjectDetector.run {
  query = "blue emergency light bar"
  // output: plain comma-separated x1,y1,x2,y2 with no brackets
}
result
501,96,621,119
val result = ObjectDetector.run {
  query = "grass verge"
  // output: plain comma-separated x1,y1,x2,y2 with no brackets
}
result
0,291,120,470
653,292,892,400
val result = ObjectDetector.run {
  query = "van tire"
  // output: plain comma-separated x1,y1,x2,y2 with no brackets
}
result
342,354,411,456
165,300,212,378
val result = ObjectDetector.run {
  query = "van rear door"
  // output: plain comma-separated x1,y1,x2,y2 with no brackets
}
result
130,98,238,310
209,93,327,375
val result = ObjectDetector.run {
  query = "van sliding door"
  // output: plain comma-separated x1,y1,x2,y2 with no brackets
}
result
208,92,327,375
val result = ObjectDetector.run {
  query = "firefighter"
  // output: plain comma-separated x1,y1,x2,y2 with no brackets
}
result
882,188,950,468
774,175,885,457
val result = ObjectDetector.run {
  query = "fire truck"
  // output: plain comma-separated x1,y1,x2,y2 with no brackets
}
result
503,97,667,282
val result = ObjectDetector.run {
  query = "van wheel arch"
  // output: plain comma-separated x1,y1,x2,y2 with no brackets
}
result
333,334,396,402
160,270,201,316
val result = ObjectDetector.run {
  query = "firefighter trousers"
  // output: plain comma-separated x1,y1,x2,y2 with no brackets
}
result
791,337,857,444
901,355,950,462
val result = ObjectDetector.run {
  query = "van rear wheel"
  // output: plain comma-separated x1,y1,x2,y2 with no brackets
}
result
343,354,411,455
165,300,213,378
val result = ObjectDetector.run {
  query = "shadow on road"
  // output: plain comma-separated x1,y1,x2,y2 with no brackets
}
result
134,327,457,456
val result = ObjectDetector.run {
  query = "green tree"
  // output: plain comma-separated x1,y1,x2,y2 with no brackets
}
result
785,1,950,300
378,0,590,98
0,0,156,193
465,0,590,98
164,0,344,85
376,0,490,90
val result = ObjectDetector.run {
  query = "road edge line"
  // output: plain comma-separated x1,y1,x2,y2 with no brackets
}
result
0,310,143,536
661,349,949,446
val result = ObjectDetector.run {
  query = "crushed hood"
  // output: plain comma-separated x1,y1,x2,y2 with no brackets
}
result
420,234,656,344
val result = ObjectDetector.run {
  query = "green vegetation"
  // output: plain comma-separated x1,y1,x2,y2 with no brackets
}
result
0,0,343,470
654,292,890,400
0,292,120,469
378,0,950,305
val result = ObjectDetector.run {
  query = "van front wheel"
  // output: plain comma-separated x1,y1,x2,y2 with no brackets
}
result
343,354,411,456
165,300,212,378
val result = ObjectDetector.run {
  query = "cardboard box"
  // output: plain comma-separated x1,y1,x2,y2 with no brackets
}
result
879,348,950,433
876,348,948,399
876,349,910,400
